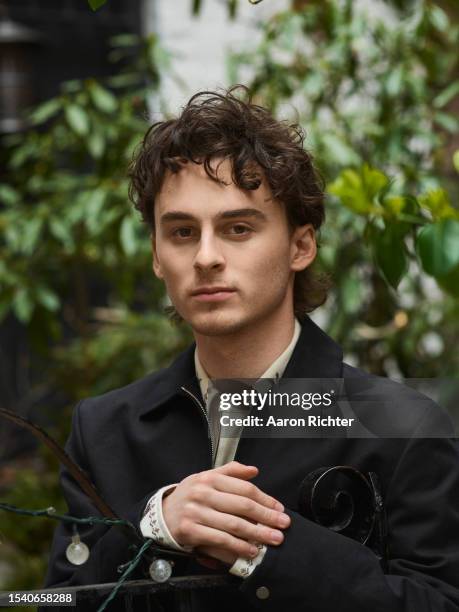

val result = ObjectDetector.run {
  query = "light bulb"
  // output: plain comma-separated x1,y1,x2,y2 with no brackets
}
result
65,533,90,565
149,559,172,583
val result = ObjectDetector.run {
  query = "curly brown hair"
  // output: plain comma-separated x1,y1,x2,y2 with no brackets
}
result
128,85,329,320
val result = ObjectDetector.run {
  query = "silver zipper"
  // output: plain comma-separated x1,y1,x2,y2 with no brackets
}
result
181,386,214,465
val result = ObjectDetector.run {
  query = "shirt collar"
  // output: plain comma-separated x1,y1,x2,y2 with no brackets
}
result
138,315,343,419
194,318,302,402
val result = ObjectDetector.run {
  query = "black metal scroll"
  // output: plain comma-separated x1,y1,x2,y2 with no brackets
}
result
298,465,389,571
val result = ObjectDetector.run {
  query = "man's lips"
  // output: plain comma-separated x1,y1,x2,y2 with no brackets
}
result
190,287,237,302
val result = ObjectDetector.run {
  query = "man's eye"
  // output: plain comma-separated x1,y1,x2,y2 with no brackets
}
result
172,227,194,238
227,224,252,236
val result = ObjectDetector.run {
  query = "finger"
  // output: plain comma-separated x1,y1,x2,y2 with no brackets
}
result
184,523,260,559
207,490,290,529
212,472,285,513
197,506,285,546
214,461,259,478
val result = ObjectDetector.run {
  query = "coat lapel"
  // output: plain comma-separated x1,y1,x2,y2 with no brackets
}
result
282,315,343,379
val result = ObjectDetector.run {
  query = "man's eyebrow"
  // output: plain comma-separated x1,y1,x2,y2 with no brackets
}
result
218,208,267,221
160,208,267,224
160,211,196,224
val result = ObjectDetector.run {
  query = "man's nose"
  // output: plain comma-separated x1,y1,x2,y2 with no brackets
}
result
193,233,225,272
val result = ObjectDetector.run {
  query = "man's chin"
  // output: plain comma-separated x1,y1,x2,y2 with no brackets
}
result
186,311,249,337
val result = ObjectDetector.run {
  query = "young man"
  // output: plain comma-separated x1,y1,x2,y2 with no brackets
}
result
43,88,459,611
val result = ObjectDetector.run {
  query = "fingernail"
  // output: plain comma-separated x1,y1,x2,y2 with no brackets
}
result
271,530,283,544
279,514,290,528
250,546,259,557
274,501,284,512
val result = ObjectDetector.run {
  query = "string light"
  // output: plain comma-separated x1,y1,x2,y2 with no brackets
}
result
0,503,164,611
97,539,154,612
149,558,173,583
66,524,90,566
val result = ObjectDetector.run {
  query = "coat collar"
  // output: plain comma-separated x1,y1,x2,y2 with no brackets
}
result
138,315,343,418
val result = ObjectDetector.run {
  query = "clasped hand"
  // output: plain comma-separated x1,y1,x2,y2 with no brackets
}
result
162,461,291,567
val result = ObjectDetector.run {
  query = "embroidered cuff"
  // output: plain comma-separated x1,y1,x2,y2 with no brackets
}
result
139,484,192,552
229,543,267,578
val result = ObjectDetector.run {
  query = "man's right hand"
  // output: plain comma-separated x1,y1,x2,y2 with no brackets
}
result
162,461,291,560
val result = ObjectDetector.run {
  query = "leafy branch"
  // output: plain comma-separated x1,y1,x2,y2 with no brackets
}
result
327,164,459,293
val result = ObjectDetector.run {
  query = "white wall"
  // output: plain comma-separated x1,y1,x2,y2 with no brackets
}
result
142,0,285,115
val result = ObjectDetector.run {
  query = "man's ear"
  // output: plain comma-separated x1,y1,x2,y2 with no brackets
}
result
290,224,317,272
151,234,164,280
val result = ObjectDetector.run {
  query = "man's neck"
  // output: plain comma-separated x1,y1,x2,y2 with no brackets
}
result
194,310,297,379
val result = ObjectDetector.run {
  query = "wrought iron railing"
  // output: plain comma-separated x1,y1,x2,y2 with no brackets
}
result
0,407,388,611
0,575,233,611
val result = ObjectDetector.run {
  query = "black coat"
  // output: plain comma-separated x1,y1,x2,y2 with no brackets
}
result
42,317,459,611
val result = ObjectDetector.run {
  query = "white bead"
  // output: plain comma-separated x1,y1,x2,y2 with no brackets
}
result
149,559,172,583
66,535,90,565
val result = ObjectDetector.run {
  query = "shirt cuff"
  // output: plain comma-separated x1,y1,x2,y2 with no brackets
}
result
140,484,192,552
229,543,267,578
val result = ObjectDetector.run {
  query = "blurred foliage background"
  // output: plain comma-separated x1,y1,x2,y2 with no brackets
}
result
0,0,458,598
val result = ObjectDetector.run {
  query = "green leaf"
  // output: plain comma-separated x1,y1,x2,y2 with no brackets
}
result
192,0,202,15
433,81,459,109
88,0,107,10
341,274,362,314
385,66,403,97
49,218,74,249
65,104,89,136
0,184,20,206
328,165,388,215
87,131,106,159
453,150,459,174
361,165,389,199
430,6,449,32
382,195,405,216
0,259,16,284
61,79,83,94
85,189,107,234
5,222,21,251
88,82,117,113
22,218,44,255
301,72,324,99
13,288,34,323
416,219,459,277
228,0,238,19
436,264,459,298
120,216,137,256
109,34,139,48
419,189,457,220
434,111,459,134
329,170,364,212
146,36,170,73
370,224,408,289
35,287,60,312
321,133,361,167
9,141,39,168
148,42,172,72
28,98,62,125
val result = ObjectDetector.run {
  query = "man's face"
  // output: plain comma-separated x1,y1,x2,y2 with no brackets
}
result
152,159,316,337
